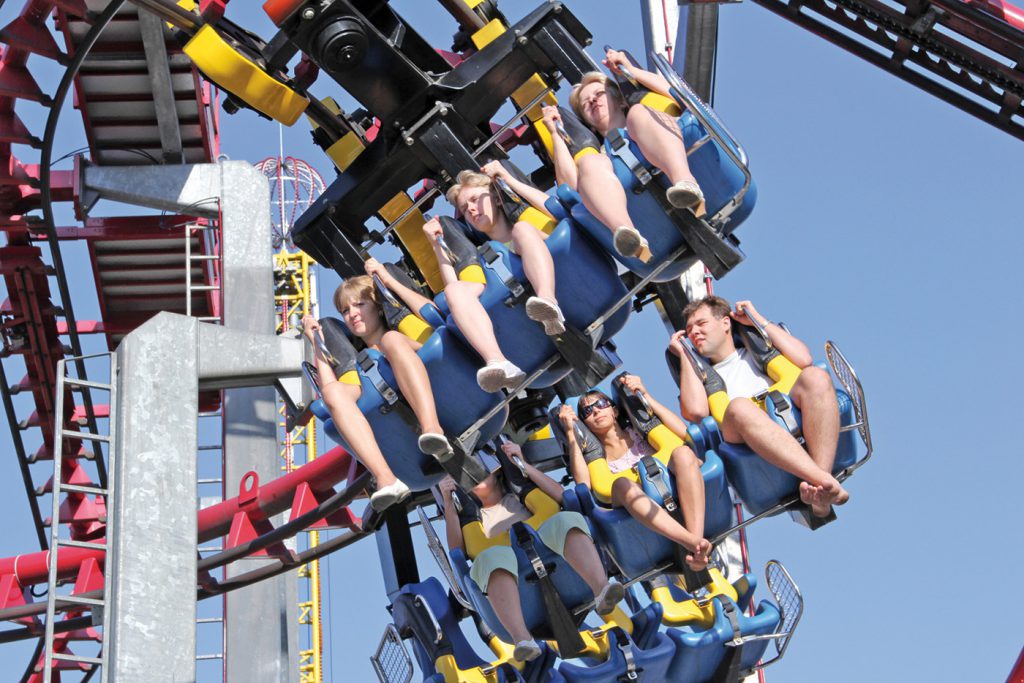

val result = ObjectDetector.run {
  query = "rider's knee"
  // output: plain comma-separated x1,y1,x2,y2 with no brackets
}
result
625,103,652,129
797,365,833,395
577,151,614,177
670,444,700,471
321,380,357,412
378,329,407,352
445,279,482,304
723,397,758,424
611,475,638,501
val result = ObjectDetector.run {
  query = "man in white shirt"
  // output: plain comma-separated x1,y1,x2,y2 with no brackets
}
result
671,295,848,517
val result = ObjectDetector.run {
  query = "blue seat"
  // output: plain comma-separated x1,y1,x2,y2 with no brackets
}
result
435,217,630,388
551,390,733,580
392,577,554,682
310,322,508,492
550,627,677,683
664,592,780,682
563,107,756,283
707,387,862,517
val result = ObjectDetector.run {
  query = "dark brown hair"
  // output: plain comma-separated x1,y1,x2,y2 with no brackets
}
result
681,295,732,326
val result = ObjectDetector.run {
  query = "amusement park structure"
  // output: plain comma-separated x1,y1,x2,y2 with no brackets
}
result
0,0,1019,681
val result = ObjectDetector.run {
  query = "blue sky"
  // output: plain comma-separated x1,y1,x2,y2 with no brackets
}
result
1,0,1022,680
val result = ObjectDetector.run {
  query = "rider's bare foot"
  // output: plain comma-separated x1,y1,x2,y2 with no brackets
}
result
809,481,849,517
799,481,817,507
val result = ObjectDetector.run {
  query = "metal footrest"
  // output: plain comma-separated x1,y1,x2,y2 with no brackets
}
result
370,623,413,683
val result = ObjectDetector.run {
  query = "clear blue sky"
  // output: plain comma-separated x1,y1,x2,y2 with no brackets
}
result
1,0,1021,680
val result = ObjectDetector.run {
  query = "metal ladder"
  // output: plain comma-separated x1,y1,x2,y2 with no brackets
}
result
185,221,222,323
42,352,117,681
196,406,226,672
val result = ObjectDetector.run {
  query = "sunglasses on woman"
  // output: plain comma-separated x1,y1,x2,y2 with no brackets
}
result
579,396,613,420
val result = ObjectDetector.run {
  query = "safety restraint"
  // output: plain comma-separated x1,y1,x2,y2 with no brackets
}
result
511,522,586,658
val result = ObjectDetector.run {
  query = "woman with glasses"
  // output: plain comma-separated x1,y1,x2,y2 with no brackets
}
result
558,374,711,570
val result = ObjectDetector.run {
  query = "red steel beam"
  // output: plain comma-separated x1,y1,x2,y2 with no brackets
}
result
0,446,357,587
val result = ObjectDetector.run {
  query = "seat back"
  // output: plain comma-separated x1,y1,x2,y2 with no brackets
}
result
437,217,630,389
710,386,860,516
392,578,530,683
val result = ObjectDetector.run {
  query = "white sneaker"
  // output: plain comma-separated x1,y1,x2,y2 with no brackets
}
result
477,360,526,393
418,432,454,462
477,362,507,393
525,296,566,336
369,480,411,511
612,226,652,263
666,180,704,210
513,639,542,662
497,360,527,391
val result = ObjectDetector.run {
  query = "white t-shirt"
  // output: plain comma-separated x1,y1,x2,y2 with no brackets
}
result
713,348,770,400
479,493,531,538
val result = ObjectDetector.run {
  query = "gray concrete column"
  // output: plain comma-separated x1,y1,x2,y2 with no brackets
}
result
83,161,299,682
106,313,199,681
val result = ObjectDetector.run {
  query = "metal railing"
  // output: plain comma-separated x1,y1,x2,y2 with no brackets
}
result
651,51,753,231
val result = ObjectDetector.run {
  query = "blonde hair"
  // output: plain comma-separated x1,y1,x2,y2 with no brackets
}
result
333,275,382,320
445,169,495,208
569,71,623,127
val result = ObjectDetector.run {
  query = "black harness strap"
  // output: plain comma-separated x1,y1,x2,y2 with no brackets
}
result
358,350,401,408
511,522,585,658
480,243,527,304
711,599,745,683
767,389,801,437
606,128,653,188
611,627,641,682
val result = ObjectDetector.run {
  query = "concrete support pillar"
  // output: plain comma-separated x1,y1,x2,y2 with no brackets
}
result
83,161,299,682
106,314,199,680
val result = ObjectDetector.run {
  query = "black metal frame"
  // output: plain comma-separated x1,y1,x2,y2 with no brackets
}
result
289,2,596,278
751,0,1024,140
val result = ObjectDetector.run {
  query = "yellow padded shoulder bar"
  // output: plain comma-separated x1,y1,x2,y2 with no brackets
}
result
463,519,509,558
709,355,804,425
766,355,802,396
587,424,681,505
435,654,501,683
183,25,309,125
457,263,487,285
463,488,560,559
522,488,560,529
338,370,361,387
708,390,730,425
519,207,557,235
639,91,682,117
396,313,433,345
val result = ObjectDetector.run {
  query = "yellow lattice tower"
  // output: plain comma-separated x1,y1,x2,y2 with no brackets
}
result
274,248,324,683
